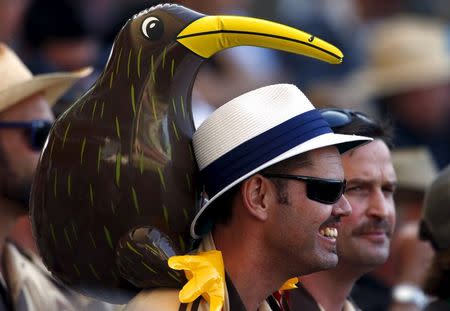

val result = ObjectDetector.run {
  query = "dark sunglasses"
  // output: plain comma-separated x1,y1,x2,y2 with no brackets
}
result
320,108,375,129
0,120,52,151
261,173,346,204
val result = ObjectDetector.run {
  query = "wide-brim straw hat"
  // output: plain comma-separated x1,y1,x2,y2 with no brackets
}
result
392,147,438,192
190,84,372,238
307,15,450,115
0,43,92,112
351,15,450,98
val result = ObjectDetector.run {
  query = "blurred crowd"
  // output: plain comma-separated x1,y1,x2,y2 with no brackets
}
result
1,0,448,165
0,0,449,310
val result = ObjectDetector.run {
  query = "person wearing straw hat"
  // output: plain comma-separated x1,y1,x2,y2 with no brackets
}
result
125,84,372,311
353,15,450,169
308,15,449,169
0,42,112,310
282,108,396,311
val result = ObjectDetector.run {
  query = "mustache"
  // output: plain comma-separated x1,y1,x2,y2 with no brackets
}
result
322,215,342,227
352,219,393,237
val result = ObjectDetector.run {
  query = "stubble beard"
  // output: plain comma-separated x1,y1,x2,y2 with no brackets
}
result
0,150,32,212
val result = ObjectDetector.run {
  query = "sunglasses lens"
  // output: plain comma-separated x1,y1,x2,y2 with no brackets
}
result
30,122,52,150
306,180,345,204
320,110,351,129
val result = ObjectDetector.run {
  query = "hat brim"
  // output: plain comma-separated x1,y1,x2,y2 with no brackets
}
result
0,67,93,112
191,132,372,238
351,57,450,98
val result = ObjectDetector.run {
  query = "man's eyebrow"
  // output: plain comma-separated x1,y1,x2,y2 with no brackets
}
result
347,178,398,187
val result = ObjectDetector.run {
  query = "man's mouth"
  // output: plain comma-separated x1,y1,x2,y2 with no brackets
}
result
319,227,338,238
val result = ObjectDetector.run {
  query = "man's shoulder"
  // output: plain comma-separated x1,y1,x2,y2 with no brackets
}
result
3,241,116,311
124,288,183,311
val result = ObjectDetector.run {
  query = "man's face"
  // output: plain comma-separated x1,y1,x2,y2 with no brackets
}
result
266,146,352,276
0,93,54,210
337,139,397,267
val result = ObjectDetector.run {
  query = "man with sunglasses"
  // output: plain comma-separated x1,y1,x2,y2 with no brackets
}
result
0,43,115,310
125,84,372,311
286,108,397,311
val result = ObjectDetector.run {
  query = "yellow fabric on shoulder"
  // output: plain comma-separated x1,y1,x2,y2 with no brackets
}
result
123,233,274,311
169,250,225,311
279,277,299,291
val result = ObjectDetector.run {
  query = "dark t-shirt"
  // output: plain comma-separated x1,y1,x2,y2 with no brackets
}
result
351,275,391,311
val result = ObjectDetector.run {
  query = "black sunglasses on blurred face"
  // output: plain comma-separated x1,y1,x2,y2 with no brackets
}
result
261,173,347,204
320,108,375,130
0,120,52,151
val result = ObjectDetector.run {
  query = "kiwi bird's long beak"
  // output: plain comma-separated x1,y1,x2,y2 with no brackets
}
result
177,16,343,64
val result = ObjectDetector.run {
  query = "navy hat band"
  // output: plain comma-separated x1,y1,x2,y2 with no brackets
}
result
200,109,332,198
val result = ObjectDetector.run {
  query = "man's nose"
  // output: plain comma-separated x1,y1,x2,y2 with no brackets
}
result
332,194,352,217
367,189,390,219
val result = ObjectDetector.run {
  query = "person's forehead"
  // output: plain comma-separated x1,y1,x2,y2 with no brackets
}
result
295,146,344,176
343,140,396,181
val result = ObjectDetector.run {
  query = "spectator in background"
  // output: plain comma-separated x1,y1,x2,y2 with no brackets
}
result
0,42,114,310
22,0,105,117
419,164,450,310
353,147,437,310
392,148,438,229
345,15,450,169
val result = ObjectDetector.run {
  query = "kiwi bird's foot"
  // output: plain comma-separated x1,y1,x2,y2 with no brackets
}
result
116,226,187,288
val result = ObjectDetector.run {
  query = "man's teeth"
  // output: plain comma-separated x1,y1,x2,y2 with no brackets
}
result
320,227,338,238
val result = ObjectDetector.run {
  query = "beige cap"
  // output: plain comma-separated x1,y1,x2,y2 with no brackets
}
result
392,147,438,192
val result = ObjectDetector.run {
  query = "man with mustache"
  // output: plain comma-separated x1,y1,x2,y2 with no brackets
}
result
286,108,397,311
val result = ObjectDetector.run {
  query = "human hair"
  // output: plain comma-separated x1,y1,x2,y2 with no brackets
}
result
423,248,450,299
330,110,394,149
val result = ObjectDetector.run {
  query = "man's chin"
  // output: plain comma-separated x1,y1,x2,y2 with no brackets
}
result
354,249,390,267
313,252,339,273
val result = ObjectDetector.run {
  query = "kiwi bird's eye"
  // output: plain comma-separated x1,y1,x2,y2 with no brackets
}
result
141,16,164,40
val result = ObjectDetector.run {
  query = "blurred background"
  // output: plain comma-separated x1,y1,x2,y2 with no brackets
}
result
2,0,449,307
1,0,448,167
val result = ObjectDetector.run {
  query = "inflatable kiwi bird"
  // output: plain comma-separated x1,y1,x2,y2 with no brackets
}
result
30,3,343,303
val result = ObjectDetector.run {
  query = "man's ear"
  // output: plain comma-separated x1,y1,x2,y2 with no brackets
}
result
240,174,272,221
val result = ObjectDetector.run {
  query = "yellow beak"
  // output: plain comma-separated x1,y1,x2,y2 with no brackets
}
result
177,16,343,64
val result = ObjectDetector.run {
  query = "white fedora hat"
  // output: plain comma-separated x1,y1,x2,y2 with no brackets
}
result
0,43,92,112
191,84,372,238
